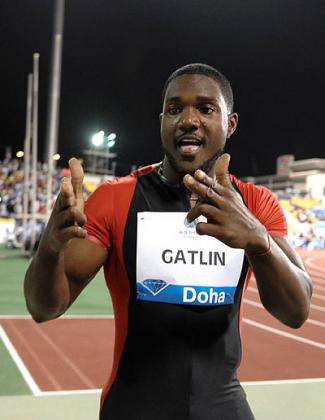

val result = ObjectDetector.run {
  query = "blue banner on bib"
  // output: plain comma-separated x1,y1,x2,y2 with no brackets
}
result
137,279,236,306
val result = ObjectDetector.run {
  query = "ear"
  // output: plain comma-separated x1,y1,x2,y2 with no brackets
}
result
227,113,238,138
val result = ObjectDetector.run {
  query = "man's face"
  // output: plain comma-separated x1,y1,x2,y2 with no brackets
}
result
160,74,237,177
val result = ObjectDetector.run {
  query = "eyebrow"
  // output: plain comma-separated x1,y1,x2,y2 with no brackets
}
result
165,95,218,103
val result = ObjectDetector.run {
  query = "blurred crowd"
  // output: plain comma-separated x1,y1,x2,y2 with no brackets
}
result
1,157,324,250
0,157,93,253
277,194,325,250
0,157,60,218
0,157,92,218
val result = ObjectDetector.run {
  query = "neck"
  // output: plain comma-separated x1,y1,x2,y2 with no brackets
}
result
162,157,185,184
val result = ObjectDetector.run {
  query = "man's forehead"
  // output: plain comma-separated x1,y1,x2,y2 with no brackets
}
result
164,74,223,102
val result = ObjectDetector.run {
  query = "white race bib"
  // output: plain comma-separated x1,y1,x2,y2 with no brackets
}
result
136,212,245,306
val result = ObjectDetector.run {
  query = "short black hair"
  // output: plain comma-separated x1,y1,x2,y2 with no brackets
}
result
162,63,234,113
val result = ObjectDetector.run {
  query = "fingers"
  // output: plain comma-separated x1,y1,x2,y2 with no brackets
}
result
54,177,75,213
56,206,87,229
55,225,87,244
183,172,225,207
210,153,231,184
186,203,220,225
69,157,84,211
183,154,232,203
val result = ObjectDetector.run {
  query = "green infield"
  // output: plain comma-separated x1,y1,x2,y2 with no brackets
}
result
0,246,112,316
0,334,31,395
0,245,113,402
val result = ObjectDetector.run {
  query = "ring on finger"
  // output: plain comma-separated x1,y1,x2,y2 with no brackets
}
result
206,186,214,199
212,179,218,189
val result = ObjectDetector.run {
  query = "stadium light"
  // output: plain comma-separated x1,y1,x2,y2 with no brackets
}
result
91,130,105,147
16,151,24,158
107,132,116,142
91,130,116,149
107,133,116,148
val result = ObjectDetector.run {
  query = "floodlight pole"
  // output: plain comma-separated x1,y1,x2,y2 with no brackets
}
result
23,74,33,240
45,0,65,220
30,53,40,252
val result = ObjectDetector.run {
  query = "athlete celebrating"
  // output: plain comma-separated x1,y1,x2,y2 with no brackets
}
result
24,63,312,420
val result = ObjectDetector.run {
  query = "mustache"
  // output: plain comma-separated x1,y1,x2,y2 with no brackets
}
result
161,145,225,176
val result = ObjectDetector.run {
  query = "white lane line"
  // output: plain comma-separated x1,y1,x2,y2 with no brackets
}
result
247,286,325,301
243,318,325,349
312,278,325,286
30,379,325,395
37,389,101,397
312,292,325,301
33,327,96,388
244,298,325,328
244,298,263,309
247,286,325,307
314,284,325,292
310,303,325,312
242,377,325,386
247,286,258,294
305,257,325,278
307,318,325,328
0,314,114,320
0,326,41,396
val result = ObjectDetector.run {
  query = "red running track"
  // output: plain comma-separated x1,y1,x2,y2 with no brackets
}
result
1,249,324,392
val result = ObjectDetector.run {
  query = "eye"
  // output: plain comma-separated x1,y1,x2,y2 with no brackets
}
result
167,105,182,115
199,105,214,115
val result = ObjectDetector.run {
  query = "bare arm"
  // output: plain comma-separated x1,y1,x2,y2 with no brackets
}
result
24,158,107,322
183,154,312,328
246,235,312,328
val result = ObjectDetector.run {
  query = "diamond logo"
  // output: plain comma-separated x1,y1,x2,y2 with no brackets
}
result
142,279,168,296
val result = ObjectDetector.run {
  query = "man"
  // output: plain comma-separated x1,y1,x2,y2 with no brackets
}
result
24,63,312,420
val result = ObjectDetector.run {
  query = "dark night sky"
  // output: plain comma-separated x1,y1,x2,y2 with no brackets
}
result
1,0,325,176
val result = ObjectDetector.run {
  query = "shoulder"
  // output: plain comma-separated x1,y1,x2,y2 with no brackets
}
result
87,164,156,197
230,174,287,236
230,175,277,208
85,163,158,215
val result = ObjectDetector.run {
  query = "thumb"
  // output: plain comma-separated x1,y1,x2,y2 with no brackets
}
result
69,157,84,210
210,153,231,186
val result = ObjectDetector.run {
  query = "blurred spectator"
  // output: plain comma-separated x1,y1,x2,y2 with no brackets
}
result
0,158,91,220
277,190,325,250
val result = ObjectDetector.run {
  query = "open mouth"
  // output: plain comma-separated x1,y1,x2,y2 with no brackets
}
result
176,137,204,154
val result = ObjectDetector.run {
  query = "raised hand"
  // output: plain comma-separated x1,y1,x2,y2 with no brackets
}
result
183,153,269,252
39,158,87,255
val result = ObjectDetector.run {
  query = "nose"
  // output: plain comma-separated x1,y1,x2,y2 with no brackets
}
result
179,107,200,131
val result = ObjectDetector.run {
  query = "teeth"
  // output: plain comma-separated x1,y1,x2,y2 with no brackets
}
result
178,138,202,146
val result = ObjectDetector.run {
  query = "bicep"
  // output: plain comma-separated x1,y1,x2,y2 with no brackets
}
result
63,237,107,302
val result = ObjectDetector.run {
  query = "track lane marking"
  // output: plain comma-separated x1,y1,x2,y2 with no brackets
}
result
0,325,41,396
246,286,325,310
310,303,325,312
7,321,62,391
243,298,325,328
304,257,325,278
242,378,325,385
311,293,325,301
38,389,101,396
33,325,96,388
0,315,114,320
313,284,325,292
243,318,325,349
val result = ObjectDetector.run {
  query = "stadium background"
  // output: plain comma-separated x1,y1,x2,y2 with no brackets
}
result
0,155,324,420
1,0,325,418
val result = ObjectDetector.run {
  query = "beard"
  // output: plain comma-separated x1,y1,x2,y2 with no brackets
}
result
162,146,225,177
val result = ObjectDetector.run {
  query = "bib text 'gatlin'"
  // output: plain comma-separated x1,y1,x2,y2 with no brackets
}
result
161,249,226,266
